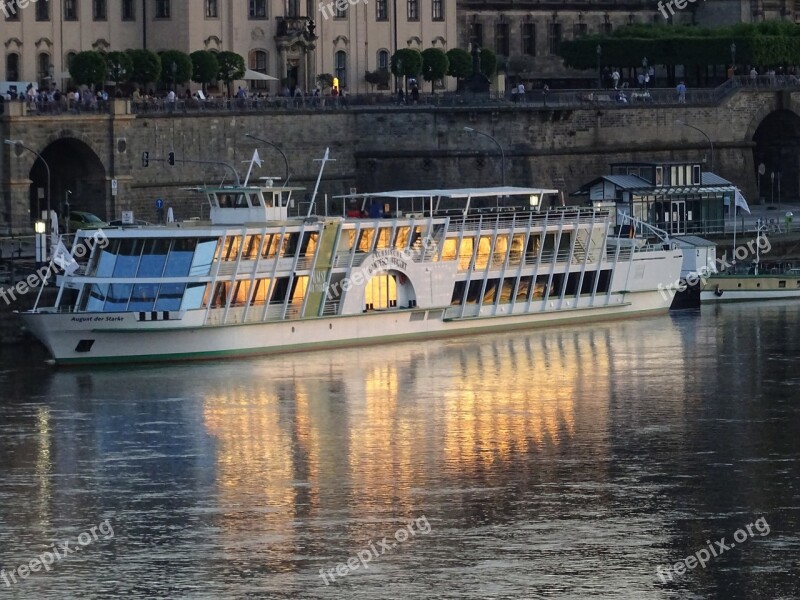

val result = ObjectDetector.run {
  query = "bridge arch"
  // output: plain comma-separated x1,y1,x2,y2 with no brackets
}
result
28,135,108,221
751,109,800,204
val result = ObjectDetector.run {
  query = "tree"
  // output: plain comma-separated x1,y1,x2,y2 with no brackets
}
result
317,73,334,93
480,48,498,78
216,51,246,95
391,48,423,90
190,50,219,92
158,50,193,87
126,49,161,89
105,51,132,88
69,51,107,87
446,48,473,82
365,70,390,91
421,48,449,93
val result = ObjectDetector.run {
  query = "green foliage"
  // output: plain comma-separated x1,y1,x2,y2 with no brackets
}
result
190,50,219,88
126,49,161,87
317,73,334,92
158,50,193,85
421,48,449,92
560,22,800,70
446,48,473,80
216,51,246,91
69,51,107,87
507,55,536,75
391,48,423,80
365,69,390,90
480,48,498,77
105,51,132,86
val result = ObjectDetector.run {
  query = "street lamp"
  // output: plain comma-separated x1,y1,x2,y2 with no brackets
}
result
674,120,714,173
4,139,51,239
596,44,602,89
464,127,506,187
244,134,290,186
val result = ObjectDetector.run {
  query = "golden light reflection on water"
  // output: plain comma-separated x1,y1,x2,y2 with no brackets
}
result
35,406,52,526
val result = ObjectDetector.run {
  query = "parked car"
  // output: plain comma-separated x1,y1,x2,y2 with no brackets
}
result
66,211,108,231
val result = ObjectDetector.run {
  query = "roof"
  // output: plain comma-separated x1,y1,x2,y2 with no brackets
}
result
334,187,560,200
600,175,652,190
573,172,736,196
701,172,734,186
671,235,717,248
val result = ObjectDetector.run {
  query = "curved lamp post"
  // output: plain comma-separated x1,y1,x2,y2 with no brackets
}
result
244,134,290,185
675,120,714,173
5,139,51,233
463,127,506,187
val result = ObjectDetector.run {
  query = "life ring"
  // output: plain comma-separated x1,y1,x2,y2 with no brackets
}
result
714,285,723,297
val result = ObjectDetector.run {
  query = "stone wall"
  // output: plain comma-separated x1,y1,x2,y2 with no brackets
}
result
2,89,797,232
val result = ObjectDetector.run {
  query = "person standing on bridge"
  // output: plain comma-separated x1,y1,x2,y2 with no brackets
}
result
676,81,687,103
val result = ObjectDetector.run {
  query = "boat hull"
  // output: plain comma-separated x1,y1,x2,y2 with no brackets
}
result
701,274,800,303
21,290,670,365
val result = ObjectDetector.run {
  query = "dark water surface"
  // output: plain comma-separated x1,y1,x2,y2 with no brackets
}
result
0,303,799,599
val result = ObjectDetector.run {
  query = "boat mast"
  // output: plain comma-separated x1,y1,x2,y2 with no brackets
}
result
307,148,335,218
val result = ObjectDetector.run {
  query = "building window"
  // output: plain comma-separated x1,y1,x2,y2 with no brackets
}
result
155,0,170,18
522,23,535,56
407,0,418,21
432,0,443,21
248,50,269,89
470,22,483,48
495,23,509,56
64,0,78,20
286,0,299,17
5,2,19,19
375,0,387,19
573,22,587,38
36,0,50,20
122,0,136,20
38,53,51,82
378,49,390,71
93,0,107,20
206,0,218,17
6,54,19,81
335,51,347,89
547,22,561,55
249,0,267,18
334,0,347,18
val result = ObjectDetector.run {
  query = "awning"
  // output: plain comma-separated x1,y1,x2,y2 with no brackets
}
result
243,69,278,82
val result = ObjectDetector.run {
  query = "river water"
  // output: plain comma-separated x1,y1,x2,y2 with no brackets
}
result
0,303,798,599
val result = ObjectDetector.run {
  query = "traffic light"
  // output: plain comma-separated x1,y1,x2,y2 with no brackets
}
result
142,151,149,167
168,151,175,166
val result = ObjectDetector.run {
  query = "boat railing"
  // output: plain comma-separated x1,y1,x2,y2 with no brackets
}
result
447,209,608,233
321,301,339,316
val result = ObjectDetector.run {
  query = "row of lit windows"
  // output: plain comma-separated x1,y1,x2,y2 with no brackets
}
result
450,270,612,306
209,276,307,309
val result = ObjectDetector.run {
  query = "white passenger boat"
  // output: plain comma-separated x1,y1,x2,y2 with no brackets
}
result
20,162,683,364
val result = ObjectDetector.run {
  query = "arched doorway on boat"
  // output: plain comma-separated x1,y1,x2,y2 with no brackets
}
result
364,270,417,310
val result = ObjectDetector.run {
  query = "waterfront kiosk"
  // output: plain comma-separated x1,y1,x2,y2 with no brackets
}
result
572,161,736,235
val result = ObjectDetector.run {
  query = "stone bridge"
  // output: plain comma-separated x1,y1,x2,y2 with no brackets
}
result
1,89,799,234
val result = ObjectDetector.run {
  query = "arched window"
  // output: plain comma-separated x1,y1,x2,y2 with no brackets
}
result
377,49,390,72
335,51,347,89
65,52,77,83
6,54,20,81
248,50,269,90
38,53,51,83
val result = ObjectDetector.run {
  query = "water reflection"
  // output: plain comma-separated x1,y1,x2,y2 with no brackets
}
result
0,305,798,598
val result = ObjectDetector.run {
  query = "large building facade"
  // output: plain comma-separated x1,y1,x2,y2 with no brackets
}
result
1,0,456,94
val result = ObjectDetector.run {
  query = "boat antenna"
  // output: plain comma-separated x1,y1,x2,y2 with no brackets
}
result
307,148,335,218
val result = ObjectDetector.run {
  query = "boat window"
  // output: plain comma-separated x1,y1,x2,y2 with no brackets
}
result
283,233,301,257
244,235,262,259
516,276,532,300
338,229,356,253
458,237,474,270
262,234,283,259
482,279,500,303
209,282,230,309
129,283,158,312
112,240,143,278
271,277,290,304
393,226,410,250
85,283,109,312
532,275,548,299
234,194,249,208
251,279,272,305
156,283,185,311
231,281,251,306
581,272,596,295
137,239,170,278
164,239,198,277
492,235,509,266
438,238,457,261
566,273,581,296
94,239,120,278
301,232,319,257
221,236,242,261
357,228,375,253
291,276,309,304
474,236,492,269
220,194,234,208
104,283,133,312
596,270,612,293
375,227,391,250
364,273,397,310
181,283,208,310
250,193,263,207
190,239,218,276
465,280,482,304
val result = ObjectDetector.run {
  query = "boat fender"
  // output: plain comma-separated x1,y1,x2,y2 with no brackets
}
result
714,285,723,297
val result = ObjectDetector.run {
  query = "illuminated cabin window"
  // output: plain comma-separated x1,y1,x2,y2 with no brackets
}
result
301,232,318,257
219,236,243,261
492,235,509,266
376,227,392,249
474,236,493,269
357,229,376,253
261,233,284,258
243,235,262,259
458,237,474,270
394,226,410,249
291,276,309,303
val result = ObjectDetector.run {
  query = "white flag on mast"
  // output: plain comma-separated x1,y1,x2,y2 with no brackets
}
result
53,240,79,276
734,188,751,214
252,149,262,168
